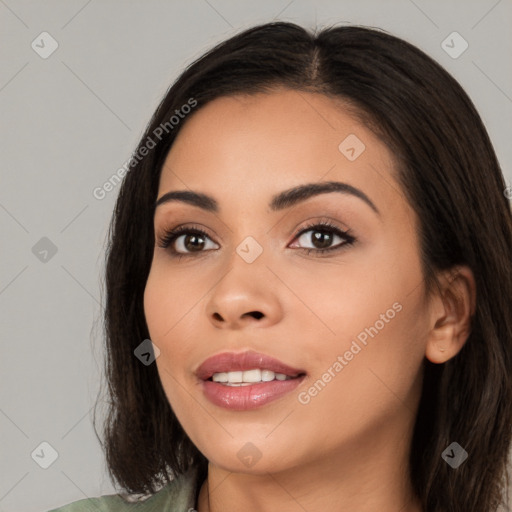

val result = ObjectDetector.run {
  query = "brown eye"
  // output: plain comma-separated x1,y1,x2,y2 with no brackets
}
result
290,222,356,255
298,229,336,249
157,226,219,255
180,233,207,252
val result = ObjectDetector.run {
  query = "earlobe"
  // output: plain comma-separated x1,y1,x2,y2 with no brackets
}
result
424,266,476,364
425,323,456,364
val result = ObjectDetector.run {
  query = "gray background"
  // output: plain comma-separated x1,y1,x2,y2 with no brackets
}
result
1,1,511,511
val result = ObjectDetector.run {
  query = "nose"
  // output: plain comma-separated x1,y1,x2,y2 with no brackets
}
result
205,261,283,330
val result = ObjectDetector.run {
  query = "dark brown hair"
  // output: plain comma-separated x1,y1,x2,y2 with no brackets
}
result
94,21,512,511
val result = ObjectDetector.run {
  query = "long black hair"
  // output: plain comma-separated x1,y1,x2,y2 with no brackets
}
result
94,21,512,511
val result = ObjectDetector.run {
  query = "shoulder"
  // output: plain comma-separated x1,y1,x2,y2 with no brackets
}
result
46,468,199,512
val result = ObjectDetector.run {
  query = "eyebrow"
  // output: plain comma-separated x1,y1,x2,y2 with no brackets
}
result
154,181,380,216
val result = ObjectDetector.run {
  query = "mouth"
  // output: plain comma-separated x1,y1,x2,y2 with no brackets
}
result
209,368,301,386
196,350,307,410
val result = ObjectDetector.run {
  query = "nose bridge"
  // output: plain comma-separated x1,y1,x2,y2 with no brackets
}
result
212,236,268,302
222,205,269,270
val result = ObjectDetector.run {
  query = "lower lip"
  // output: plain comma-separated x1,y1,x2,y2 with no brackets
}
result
201,376,305,410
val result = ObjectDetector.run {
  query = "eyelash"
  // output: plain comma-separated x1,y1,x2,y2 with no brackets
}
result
156,220,356,260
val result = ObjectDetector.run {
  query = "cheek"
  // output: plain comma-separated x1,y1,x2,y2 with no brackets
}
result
143,271,190,405
294,244,427,401
143,273,195,414
143,263,201,342
294,301,426,447
143,274,158,337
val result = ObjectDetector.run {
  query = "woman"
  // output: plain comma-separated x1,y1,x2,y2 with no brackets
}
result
48,21,512,512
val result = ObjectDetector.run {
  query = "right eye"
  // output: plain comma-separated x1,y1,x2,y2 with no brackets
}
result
157,225,219,257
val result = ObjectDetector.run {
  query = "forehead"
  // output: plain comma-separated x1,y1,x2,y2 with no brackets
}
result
158,89,409,220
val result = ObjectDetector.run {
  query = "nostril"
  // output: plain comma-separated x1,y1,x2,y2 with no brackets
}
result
212,311,264,322
246,311,264,319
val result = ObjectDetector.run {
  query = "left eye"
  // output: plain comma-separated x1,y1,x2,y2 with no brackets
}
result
290,225,354,253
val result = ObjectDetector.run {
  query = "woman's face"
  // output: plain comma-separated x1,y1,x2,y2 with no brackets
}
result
144,89,432,475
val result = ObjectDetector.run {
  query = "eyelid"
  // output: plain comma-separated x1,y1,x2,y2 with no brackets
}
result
290,215,350,236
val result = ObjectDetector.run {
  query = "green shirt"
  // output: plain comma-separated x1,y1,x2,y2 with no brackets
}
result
47,468,199,512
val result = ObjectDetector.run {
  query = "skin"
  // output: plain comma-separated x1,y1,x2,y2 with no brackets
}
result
143,88,476,512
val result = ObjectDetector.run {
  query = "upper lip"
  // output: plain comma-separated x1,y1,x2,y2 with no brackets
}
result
196,350,306,380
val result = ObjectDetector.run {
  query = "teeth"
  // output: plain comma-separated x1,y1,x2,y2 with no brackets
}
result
261,370,275,382
228,371,243,383
242,369,261,383
211,368,295,384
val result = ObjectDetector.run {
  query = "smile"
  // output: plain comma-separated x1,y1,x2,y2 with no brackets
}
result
196,351,306,410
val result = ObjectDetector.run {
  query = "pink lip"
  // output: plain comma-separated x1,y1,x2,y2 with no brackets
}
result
196,351,306,411
196,351,304,380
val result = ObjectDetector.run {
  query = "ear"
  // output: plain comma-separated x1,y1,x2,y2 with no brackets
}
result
425,265,476,364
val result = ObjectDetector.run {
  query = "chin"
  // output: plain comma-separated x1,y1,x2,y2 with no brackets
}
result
193,435,302,476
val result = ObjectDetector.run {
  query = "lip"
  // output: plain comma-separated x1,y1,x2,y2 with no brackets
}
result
196,350,305,380
196,351,306,411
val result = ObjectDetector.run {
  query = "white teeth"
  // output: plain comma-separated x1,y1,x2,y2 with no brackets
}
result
261,370,275,382
228,371,243,383
211,368,295,384
242,369,262,382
